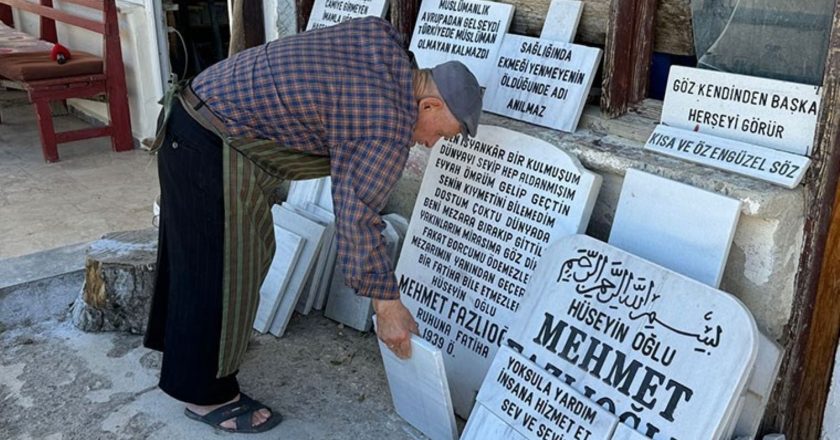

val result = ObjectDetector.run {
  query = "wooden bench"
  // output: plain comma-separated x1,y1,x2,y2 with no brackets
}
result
0,0,132,162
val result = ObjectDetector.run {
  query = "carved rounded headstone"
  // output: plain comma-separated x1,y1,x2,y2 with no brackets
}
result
71,229,157,334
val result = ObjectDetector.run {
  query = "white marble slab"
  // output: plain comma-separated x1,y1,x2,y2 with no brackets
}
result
305,0,389,30
661,66,821,156
540,0,583,43
267,205,327,337
287,178,333,212
306,203,338,310
733,333,782,439
324,264,373,332
288,203,335,315
645,125,811,188
610,423,650,440
609,168,741,288
409,0,514,86
397,126,601,418
376,320,457,440
484,34,601,132
506,234,758,439
462,404,529,440
253,226,304,333
463,346,618,440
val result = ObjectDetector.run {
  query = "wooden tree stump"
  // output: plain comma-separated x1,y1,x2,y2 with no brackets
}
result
71,229,157,334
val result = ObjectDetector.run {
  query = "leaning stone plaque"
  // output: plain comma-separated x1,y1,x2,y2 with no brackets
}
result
540,0,583,43
506,234,758,439
396,125,602,418
661,65,821,156
461,346,618,440
483,34,602,133
409,0,514,86
645,124,811,188
305,0,388,30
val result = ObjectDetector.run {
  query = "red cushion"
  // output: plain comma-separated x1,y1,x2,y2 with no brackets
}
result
0,50,103,81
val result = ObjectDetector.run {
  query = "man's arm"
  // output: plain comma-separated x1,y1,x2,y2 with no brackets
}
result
330,138,418,358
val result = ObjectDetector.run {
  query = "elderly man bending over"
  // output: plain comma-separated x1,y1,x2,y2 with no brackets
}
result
144,16,482,433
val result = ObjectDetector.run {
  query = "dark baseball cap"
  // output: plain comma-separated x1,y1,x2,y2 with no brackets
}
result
431,61,482,138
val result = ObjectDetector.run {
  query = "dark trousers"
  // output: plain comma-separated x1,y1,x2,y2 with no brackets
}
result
144,99,240,405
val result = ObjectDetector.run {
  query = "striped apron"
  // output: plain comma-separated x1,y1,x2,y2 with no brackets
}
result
151,80,331,377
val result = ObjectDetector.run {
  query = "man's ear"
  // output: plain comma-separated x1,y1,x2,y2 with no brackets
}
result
418,96,445,112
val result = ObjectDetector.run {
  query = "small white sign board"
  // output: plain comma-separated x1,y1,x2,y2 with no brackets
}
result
661,66,821,156
483,34,602,132
376,323,458,440
254,227,303,333
409,0,514,86
645,125,811,188
540,0,583,43
305,0,389,30
397,126,601,418
506,234,758,439
462,346,618,440
609,168,741,288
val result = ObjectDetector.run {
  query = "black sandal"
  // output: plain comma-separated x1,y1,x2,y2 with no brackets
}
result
184,393,283,433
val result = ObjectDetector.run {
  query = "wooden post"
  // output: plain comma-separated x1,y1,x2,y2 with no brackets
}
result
389,0,421,49
0,4,11,26
600,0,656,118
296,0,314,33
242,0,264,49
761,3,840,437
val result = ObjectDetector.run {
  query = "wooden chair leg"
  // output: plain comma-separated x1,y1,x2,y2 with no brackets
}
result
107,84,133,153
34,100,59,162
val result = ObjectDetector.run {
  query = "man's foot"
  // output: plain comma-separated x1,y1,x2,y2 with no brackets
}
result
185,393,281,432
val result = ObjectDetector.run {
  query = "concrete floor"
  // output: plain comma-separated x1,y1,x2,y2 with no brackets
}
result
0,103,158,259
0,106,427,439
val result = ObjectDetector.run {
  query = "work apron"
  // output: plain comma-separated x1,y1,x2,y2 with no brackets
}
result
150,80,331,377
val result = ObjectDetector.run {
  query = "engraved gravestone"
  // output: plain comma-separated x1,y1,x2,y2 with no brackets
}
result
305,0,389,30
461,345,618,440
661,66,821,156
505,234,758,439
409,0,514,86
483,34,601,132
396,125,601,418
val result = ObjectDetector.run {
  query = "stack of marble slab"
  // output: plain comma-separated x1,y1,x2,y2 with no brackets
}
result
253,178,336,337
324,213,408,332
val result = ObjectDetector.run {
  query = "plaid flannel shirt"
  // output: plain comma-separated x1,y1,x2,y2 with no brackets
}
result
192,17,417,300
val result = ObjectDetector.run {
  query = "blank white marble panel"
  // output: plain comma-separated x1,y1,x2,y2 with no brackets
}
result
288,202,335,315
376,326,457,440
540,0,583,43
609,168,741,288
253,227,303,333
267,205,327,337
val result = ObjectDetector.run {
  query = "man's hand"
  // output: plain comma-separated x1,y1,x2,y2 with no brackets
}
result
373,298,419,359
